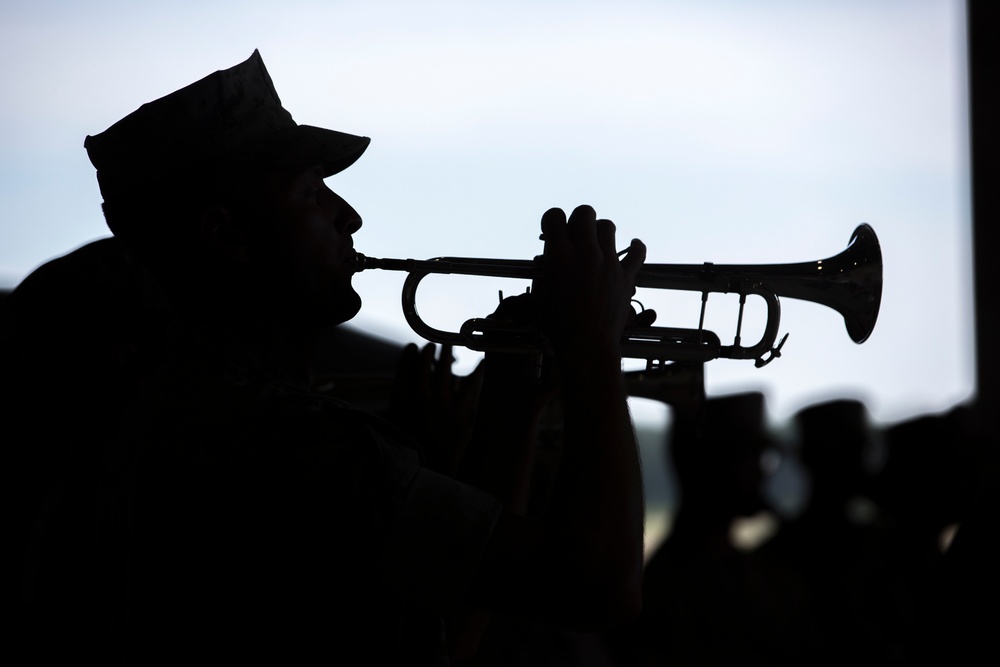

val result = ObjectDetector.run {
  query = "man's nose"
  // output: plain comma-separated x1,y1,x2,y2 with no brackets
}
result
329,190,362,233
340,209,362,235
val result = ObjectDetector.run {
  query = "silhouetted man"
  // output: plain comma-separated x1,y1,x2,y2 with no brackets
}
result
79,51,646,664
612,392,776,665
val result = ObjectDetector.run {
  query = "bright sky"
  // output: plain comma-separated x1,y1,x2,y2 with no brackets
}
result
0,0,974,430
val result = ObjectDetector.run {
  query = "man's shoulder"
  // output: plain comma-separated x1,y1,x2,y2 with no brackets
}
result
122,330,412,462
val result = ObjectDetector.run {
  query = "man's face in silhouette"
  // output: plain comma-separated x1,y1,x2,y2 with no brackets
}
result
254,163,364,327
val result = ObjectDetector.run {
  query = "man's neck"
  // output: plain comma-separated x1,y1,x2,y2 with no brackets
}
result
177,300,321,385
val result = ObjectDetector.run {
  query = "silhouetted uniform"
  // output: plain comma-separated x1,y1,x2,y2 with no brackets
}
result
872,405,980,650
3,237,172,663
97,322,501,663
885,404,997,663
611,392,777,665
753,399,894,663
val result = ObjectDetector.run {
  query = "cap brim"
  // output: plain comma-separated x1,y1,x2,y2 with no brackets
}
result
247,125,370,177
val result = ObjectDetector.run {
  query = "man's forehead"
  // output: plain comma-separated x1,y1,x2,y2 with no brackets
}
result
285,164,327,187
256,162,325,187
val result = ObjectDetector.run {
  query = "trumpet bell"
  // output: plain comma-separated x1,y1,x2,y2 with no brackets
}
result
837,224,882,344
756,223,882,345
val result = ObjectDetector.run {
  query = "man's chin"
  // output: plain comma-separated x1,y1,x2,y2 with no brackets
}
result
329,292,362,326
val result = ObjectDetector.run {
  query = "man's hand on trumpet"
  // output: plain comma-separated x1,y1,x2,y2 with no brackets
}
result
480,204,655,370
535,204,651,362
388,342,485,477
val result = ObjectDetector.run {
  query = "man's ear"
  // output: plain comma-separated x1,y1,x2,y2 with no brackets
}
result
198,205,252,264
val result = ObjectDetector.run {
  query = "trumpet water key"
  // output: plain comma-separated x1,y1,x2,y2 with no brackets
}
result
354,224,882,368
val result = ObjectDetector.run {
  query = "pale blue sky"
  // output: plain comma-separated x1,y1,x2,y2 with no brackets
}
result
0,0,974,427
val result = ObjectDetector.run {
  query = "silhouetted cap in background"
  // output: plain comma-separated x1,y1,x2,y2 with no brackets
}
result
84,49,370,201
794,398,883,487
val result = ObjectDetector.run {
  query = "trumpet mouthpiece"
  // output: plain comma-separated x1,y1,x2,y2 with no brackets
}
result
353,254,412,272
354,252,389,272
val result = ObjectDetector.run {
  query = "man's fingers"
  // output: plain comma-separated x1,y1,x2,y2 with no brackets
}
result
438,343,455,367
619,238,647,283
395,343,419,383
540,207,568,255
596,218,617,259
632,308,657,328
566,204,598,247
417,343,436,393
543,206,621,262
433,344,455,397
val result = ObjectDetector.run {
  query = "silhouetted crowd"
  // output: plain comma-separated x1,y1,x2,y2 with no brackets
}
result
4,235,997,665
608,395,992,666
454,389,997,666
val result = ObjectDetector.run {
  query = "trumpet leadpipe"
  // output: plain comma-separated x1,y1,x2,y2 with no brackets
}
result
355,253,543,280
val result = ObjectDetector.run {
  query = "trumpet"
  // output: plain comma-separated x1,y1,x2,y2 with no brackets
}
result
354,223,882,368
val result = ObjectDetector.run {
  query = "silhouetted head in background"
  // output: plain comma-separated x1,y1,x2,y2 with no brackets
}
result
795,398,879,521
877,404,980,538
670,391,771,522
